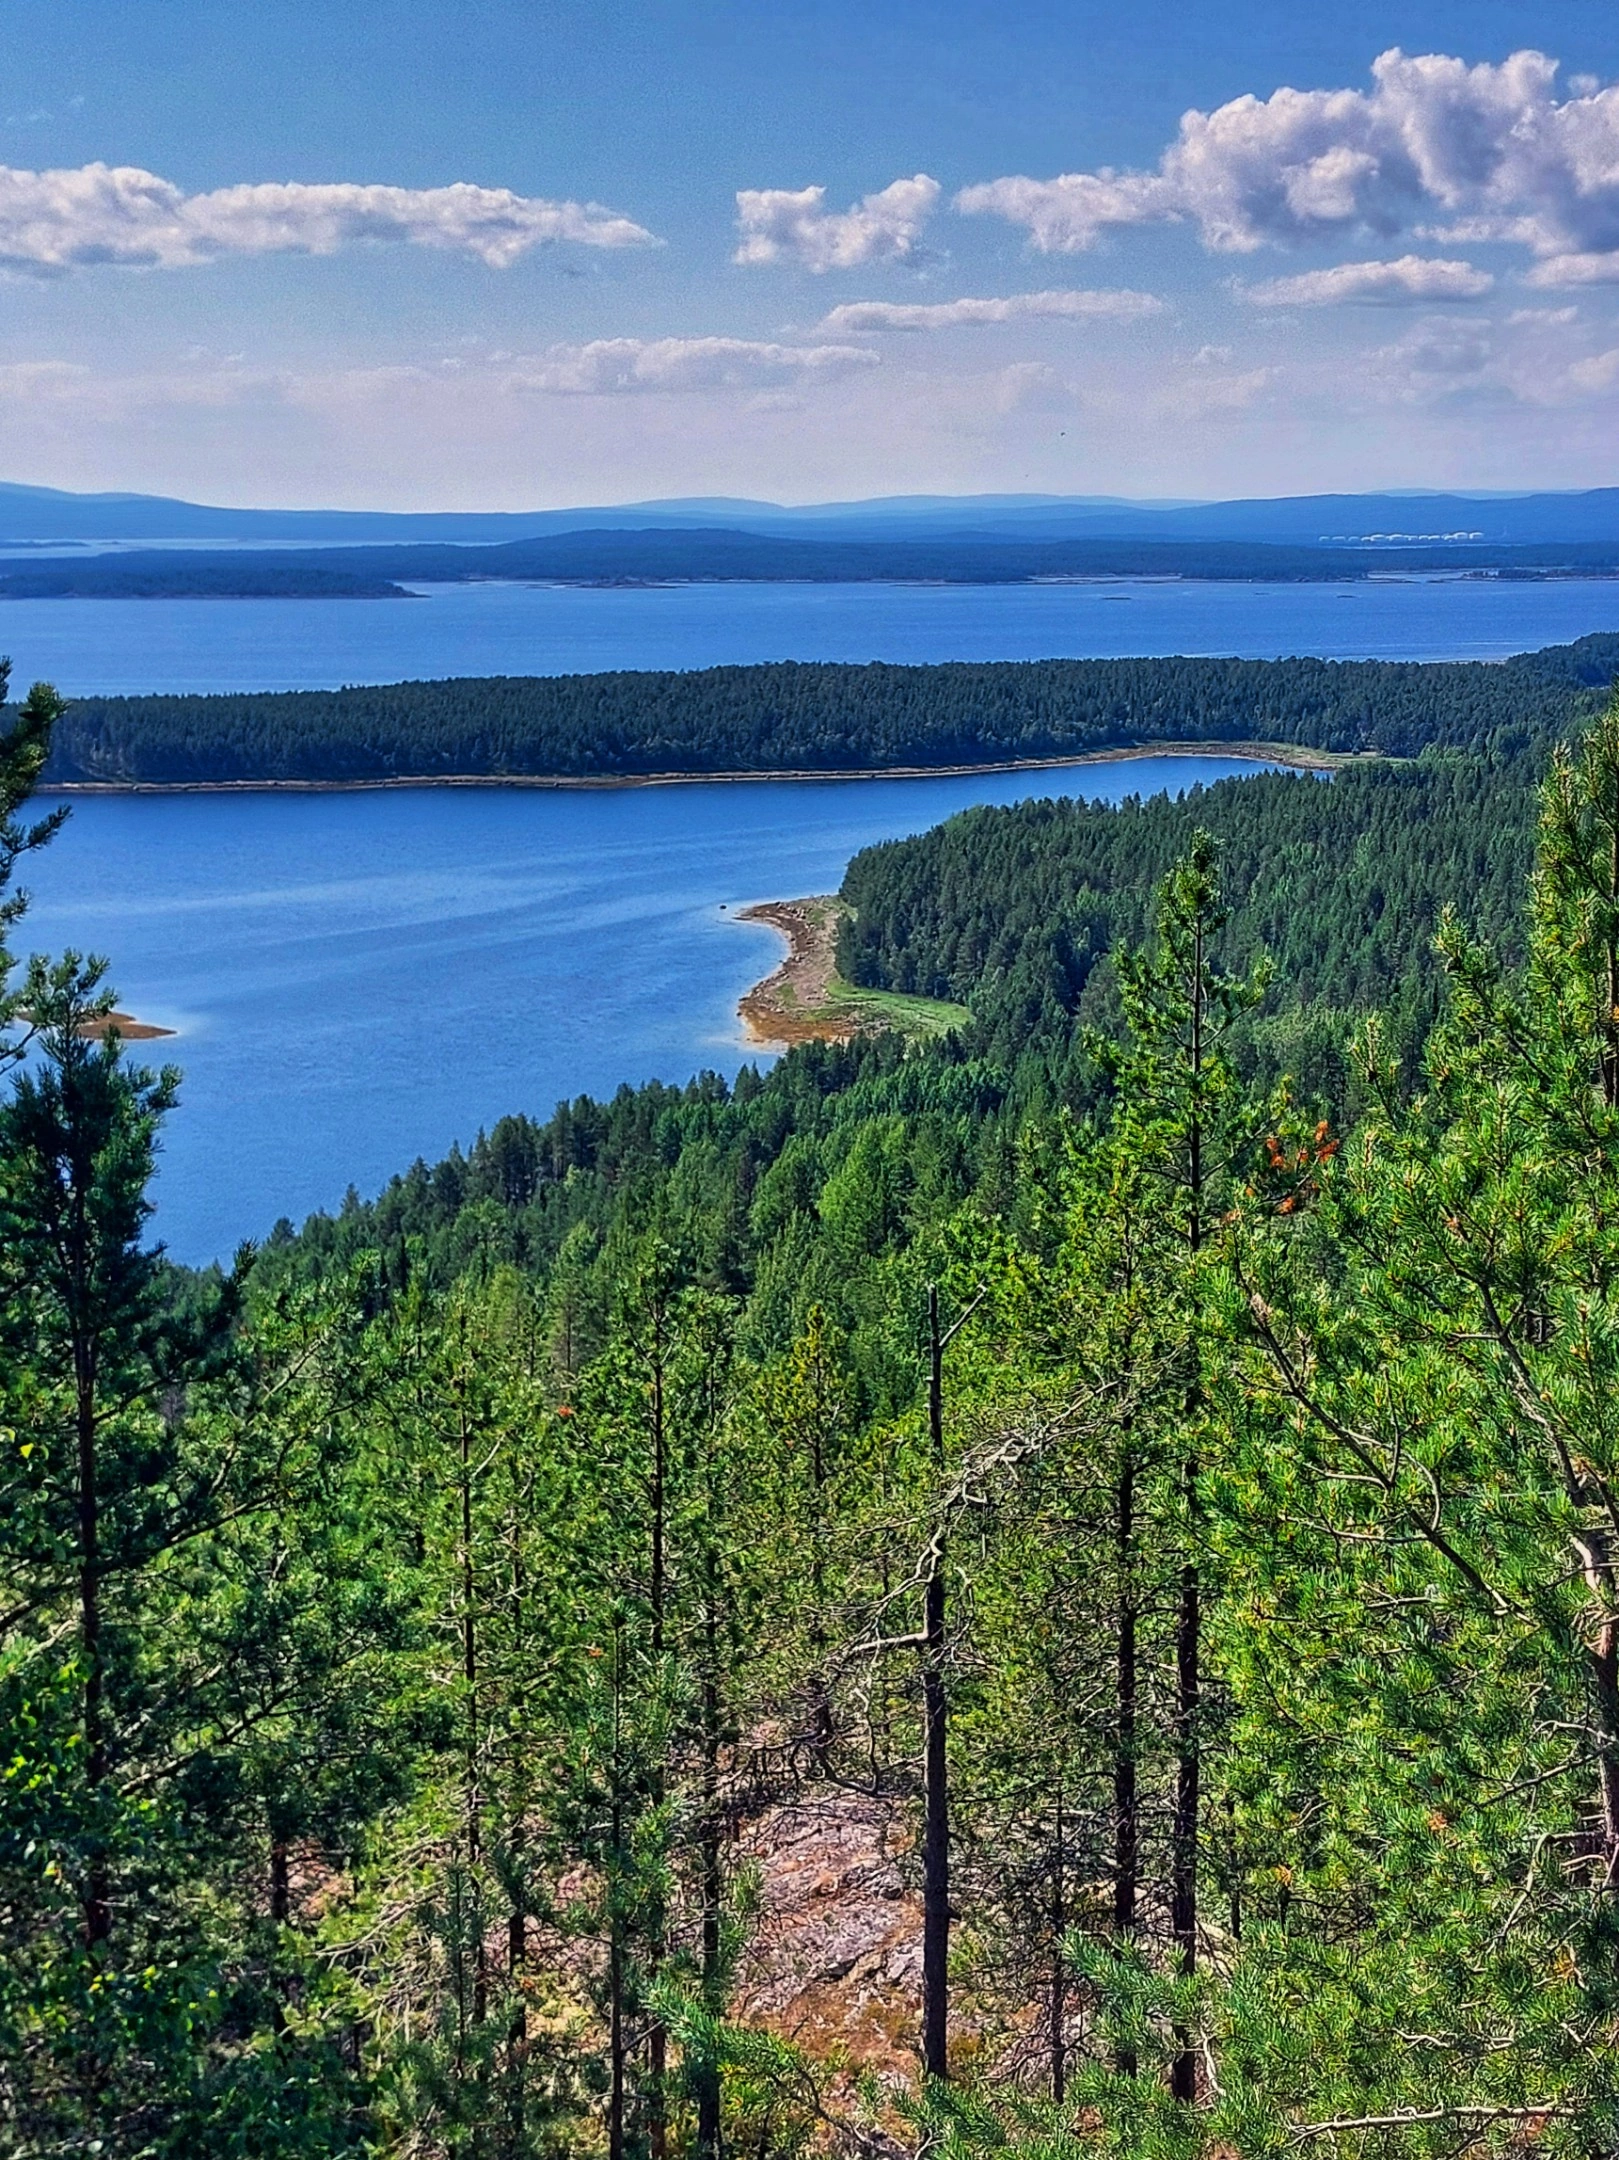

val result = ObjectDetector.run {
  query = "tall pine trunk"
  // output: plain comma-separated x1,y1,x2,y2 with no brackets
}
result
76,1351,109,1948
1050,1775,1067,2104
607,1622,627,2160
921,1286,949,2083
646,1310,668,2160
1113,1438,1138,2077
1170,948,1206,2105
459,1388,487,2030
696,1638,724,2160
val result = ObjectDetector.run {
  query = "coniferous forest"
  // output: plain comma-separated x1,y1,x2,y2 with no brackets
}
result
16,646,1619,2159
41,634,1619,785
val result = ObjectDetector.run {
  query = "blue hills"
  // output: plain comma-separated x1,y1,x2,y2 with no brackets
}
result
4,479,1619,550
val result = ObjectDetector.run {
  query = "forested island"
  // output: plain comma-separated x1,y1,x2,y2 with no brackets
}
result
7,526,1619,600
38,632,1619,785
13,636,1619,2155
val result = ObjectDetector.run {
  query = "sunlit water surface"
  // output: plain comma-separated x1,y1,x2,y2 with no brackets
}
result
27,759,1284,1262
3,574,1618,694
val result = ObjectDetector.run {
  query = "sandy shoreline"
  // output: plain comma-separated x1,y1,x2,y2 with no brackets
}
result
41,739,1350,796
735,898,856,1049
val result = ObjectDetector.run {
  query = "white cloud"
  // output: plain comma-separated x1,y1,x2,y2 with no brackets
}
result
1242,255,1493,305
1159,363,1279,420
988,361,1071,412
508,336,881,395
955,170,1177,254
957,49,1619,265
1508,305,1578,323
0,161,656,273
1526,251,1619,286
818,287,1162,331
1382,325,1494,378
1569,347,1619,392
0,358,92,395
733,175,939,271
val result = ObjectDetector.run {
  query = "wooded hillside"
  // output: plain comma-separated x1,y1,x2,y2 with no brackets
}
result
10,647,1619,2157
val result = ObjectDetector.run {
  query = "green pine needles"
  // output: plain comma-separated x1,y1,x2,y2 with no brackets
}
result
11,670,1619,2153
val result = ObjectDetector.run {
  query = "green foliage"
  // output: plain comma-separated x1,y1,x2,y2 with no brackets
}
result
22,646,1619,2155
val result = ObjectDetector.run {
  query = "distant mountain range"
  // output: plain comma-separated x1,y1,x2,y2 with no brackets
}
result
4,479,1619,550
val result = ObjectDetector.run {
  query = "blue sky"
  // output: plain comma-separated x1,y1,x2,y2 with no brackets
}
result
7,1,1619,507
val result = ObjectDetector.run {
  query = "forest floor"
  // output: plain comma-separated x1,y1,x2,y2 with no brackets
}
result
736,897,970,1048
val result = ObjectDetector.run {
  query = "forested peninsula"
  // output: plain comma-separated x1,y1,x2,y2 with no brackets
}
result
38,631,1619,785
16,634,1619,2155
8,528,1619,599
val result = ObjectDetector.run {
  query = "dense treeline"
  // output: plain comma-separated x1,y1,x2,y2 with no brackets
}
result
838,753,1539,1083
39,631,1619,784
9,530,1619,599
15,645,1619,2157
0,558,408,599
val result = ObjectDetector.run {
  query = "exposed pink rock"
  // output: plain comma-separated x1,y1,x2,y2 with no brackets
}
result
734,1789,922,2074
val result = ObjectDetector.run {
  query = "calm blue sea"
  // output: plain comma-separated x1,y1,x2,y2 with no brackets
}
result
27,759,1285,1263
1,574,1617,694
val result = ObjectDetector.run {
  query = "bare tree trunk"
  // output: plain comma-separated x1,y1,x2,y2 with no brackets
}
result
1170,947,1206,2105
76,1360,110,1949
1050,1776,1067,2105
921,1286,950,2084
608,1900,626,2160
808,1363,833,1771
1170,1533,1200,2102
697,1650,724,2160
270,1837,291,1925
460,1391,487,2030
646,1311,668,2160
608,1625,627,2160
1114,1438,1138,2078
507,1476,530,2102
1579,1531,1619,1888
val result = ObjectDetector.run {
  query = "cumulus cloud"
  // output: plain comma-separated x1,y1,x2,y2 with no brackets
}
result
819,286,1163,330
957,48,1619,281
733,175,939,271
1527,252,1619,287
1242,255,1493,305
508,336,881,394
1159,363,1279,420
989,361,1071,412
0,161,656,273
1569,347,1619,392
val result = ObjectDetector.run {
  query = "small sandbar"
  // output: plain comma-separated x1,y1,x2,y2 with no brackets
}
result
17,1005,177,1041
82,1009,177,1041
736,898,857,1049
53,1010,175,1045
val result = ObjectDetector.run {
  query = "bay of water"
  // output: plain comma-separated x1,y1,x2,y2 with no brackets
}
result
2,574,1618,694
26,758,1281,1264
